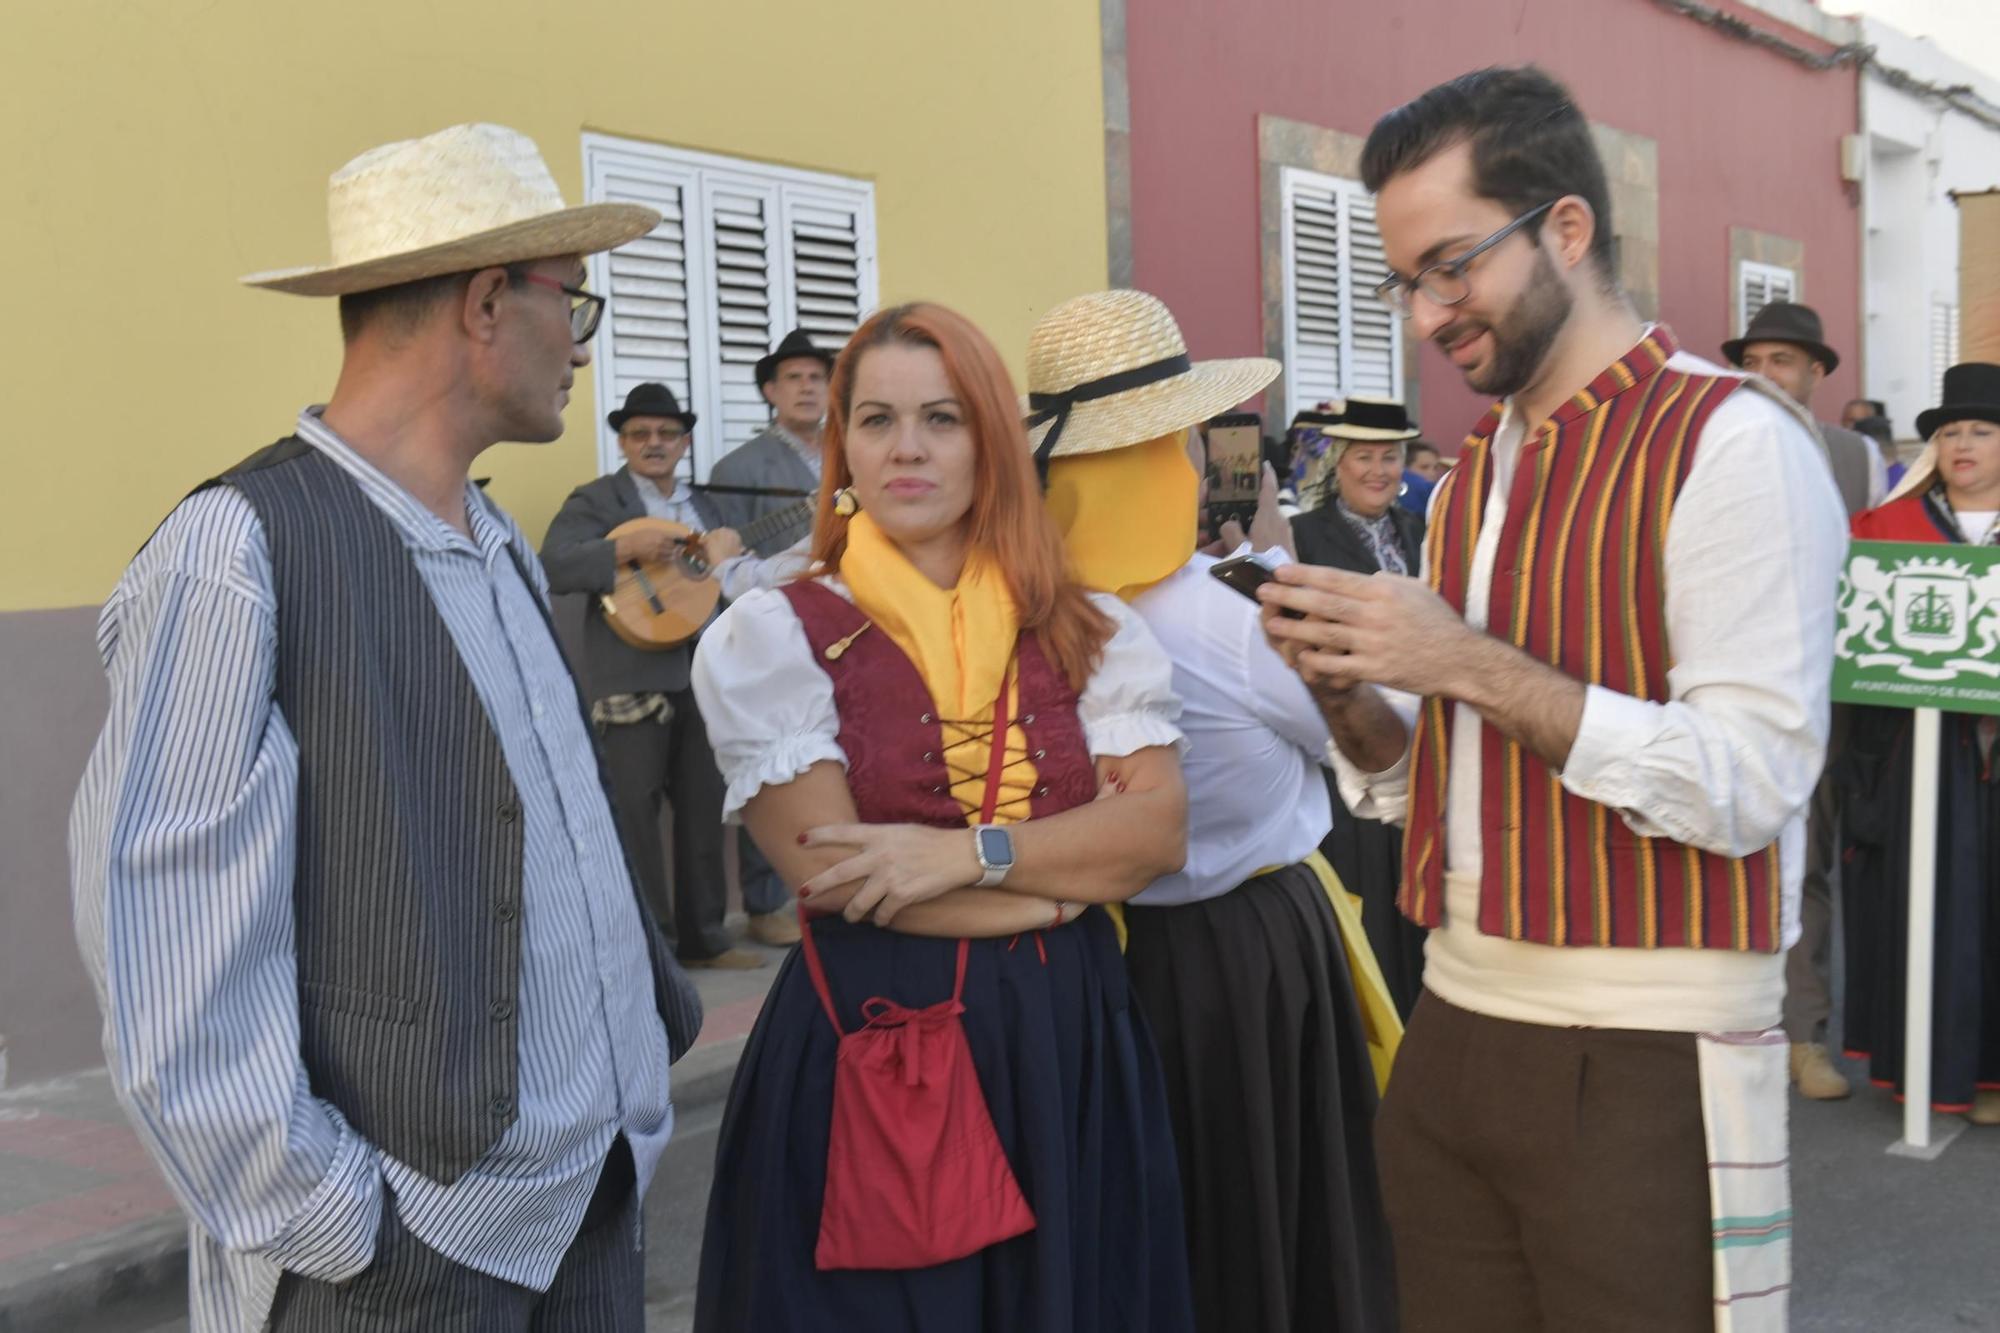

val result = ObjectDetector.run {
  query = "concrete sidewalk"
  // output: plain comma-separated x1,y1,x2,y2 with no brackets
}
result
0,935,788,1333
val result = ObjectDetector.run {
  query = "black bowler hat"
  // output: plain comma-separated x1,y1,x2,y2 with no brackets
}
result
1722,301,1841,374
755,328,836,388
1916,362,2000,441
607,382,695,432
1324,395,1420,441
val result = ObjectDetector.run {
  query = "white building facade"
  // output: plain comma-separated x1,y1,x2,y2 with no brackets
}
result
1858,18,2000,440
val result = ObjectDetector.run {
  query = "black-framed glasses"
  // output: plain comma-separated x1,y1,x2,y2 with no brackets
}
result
1373,200,1558,316
519,272,607,343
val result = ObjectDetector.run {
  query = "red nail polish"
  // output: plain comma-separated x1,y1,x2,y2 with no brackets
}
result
797,886,812,899
796,832,809,845
1106,772,1121,785
1115,781,1128,794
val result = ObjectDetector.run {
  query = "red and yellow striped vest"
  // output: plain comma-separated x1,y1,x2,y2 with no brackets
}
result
1399,326,1782,953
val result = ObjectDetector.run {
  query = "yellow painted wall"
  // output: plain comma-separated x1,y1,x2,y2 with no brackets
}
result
1,0,1107,611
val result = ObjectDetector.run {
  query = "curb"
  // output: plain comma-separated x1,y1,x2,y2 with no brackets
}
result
0,1036,749,1333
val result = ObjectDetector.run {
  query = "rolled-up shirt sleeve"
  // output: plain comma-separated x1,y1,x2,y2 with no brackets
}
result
68,489,382,1283
1559,384,1845,855
1324,686,1419,826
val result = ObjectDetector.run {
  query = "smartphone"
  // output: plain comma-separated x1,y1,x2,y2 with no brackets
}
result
1209,551,1303,617
1205,412,1262,531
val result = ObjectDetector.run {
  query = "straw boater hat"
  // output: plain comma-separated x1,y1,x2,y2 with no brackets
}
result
1024,290,1281,466
240,123,659,297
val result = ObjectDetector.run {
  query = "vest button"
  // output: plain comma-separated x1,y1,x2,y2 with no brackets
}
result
489,999,515,1021
489,1095,514,1117
497,801,521,823
495,900,519,923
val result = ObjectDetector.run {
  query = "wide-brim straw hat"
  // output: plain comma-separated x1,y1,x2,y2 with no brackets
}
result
1025,290,1280,462
241,123,660,297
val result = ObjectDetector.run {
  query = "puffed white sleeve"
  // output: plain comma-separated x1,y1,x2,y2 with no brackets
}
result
691,588,846,819
1076,593,1186,757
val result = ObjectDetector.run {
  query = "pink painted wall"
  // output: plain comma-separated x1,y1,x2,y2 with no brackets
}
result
1124,0,1861,444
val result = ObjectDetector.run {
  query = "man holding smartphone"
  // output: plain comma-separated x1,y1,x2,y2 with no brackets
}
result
1259,68,1842,1331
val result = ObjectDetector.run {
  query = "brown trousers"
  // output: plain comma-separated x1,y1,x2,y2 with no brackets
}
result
1377,993,1713,1332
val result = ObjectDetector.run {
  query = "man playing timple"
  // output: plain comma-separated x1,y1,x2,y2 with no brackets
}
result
71,124,700,1332
1723,301,1883,1100
543,383,791,965
1260,68,1843,1330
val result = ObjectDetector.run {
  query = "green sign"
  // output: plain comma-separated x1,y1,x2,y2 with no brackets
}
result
1832,540,2000,715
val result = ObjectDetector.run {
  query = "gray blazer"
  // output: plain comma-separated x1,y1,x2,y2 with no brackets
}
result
541,467,723,698
1817,421,1877,518
706,426,818,555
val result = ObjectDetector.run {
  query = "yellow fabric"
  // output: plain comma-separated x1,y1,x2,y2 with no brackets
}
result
839,511,1037,824
1299,852,1405,1095
1045,432,1199,601
1109,855,1404,1094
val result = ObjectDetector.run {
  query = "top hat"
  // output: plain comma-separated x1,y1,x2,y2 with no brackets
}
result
1024,290,1280,463
607,382,696,432
1721,301,1840,373
1884,362,2000,502
241,123,658,297
755,329,837,387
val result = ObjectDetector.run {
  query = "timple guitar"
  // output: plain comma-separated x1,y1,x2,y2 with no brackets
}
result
599,498,816,650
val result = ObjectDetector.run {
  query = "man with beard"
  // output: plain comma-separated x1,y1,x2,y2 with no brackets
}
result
1258,68,1843,1331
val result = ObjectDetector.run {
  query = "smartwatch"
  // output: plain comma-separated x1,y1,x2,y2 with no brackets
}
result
972,824,1016,887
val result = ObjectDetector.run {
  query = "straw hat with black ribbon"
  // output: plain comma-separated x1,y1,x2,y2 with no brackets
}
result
1028,290,1281,599
1025,290,1281,468
241,123,659,297
1885,361,2000,503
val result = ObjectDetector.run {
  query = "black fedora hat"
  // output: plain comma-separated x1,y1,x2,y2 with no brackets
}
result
1722,301,1840,374
607,382,696,432
1915,362,2000,440
755,328,837,388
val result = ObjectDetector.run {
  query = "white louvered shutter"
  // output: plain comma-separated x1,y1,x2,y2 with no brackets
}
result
1345,195,1400,399
1737,261,1798,334
784,193,870,362
583,150,701,479
706,179,779,459
1279,167,1404,422
1932,301,1960,403
585,135,878,480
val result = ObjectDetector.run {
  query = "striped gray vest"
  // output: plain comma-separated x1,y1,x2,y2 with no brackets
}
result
214,437,699,1184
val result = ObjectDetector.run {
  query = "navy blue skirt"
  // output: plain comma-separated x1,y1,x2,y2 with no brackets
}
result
694,907,1196,1332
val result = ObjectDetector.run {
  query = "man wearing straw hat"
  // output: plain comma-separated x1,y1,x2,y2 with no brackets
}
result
1259,68,1844,1330
1028,289,1402,1333
71,123,701,1332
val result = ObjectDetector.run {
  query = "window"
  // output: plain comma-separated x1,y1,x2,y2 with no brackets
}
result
582,134,878,479
1932,300,1960,404
1278,167,1402,421
1735,260,1798,334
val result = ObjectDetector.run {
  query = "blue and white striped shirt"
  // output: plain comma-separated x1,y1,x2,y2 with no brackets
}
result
70,410,673,1332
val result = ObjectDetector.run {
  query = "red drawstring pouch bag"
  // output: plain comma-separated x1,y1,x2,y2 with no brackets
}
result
796,669,1036,1271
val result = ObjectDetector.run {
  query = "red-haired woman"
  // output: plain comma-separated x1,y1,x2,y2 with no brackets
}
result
689,303,1196,1330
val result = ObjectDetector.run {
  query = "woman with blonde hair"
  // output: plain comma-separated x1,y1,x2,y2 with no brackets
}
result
691,302,1196,1330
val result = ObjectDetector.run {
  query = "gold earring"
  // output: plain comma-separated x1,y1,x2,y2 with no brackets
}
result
832,487,858,517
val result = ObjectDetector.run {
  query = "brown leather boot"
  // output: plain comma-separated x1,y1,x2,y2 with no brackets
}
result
1789,1042,1851,1100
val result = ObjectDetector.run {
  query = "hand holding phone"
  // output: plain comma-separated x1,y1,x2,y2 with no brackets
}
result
1209,552,1303,617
